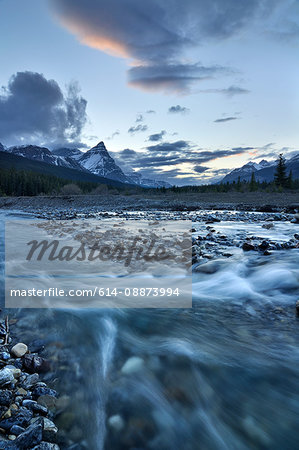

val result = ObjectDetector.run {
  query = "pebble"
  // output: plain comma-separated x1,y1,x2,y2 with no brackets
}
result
10,343,28,358
121,356,144,375
108,415,125,432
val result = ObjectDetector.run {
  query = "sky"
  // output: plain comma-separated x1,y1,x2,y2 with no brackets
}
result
0,0,298,185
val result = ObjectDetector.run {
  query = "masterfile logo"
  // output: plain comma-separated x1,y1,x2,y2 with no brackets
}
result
5,219,192,308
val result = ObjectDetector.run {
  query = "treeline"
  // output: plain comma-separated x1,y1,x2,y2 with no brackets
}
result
158,176,299,194
0,167,133,196
156,154,299,194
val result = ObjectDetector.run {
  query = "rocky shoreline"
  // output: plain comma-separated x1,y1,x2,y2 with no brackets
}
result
0,317,59,449
0,193,298,217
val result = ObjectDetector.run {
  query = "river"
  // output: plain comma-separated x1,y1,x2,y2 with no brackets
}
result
0,209,298,449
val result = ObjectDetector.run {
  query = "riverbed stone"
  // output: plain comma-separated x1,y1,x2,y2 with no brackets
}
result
10,425,25,436
23,355,50,373
15,420,43,448
121,356,144,375
11,344,28,358
0,368,15,387
108,414,125,432
43,418,58,442
0,390,13,406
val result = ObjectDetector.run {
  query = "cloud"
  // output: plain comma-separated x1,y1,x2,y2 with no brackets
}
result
107,130,120,139
147,130,166,142
146,140,192,153
114,140,257,185
128,124,148,134
214,116,238,123
199,85,250,96
193,165,209,173
146,110,156,114
128,62,229,93
135,114,144,123
116,140,252,170
50,0,277,92
168,105,189,114
0,71,87,146
119,148,137,158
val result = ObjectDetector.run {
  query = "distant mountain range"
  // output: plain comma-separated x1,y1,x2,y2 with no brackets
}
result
221,154,299,183
0,141,171,188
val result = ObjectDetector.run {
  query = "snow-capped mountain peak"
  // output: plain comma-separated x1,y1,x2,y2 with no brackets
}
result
221,154,299,183
78,141,130,183
126,171,172,188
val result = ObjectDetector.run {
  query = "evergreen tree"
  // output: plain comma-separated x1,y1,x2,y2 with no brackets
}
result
249,172,257,191
287,170,293,189
274,154,287,187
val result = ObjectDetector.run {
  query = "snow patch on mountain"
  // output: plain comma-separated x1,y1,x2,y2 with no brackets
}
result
126,171,172,188
78,141,130,183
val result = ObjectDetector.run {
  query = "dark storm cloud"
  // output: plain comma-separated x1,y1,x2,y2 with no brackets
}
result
147,130,166,142
50,0,278,92
0,71,87,145
214,117,237,123
168,105,189,114
128,124,148,134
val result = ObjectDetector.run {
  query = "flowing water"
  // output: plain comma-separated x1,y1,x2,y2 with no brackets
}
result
0,209,299,449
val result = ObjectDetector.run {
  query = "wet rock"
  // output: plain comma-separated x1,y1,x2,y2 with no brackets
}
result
242,242,255,251
10,425,25,436
193,260,222,274
262,223,274,229
37,395,56,411
11,344,28,358
0,407,33,430
121,357,144,375
108,415,125,432
15,420,43,449
43,418,58,442
296,300,299,314
32,443,60,450
23,355,50,374
16,388,27,396
0,352,10,361
32,387,57,400
0,368,15,387
0,390,13,406
22,400,48,416
5,367,21,379
23,373,39,389
258,240,270,250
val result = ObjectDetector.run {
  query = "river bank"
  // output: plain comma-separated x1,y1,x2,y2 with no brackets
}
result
0,192,299,216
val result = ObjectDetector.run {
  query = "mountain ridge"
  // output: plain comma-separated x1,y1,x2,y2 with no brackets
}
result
0,141,171,188
221,154,299,183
